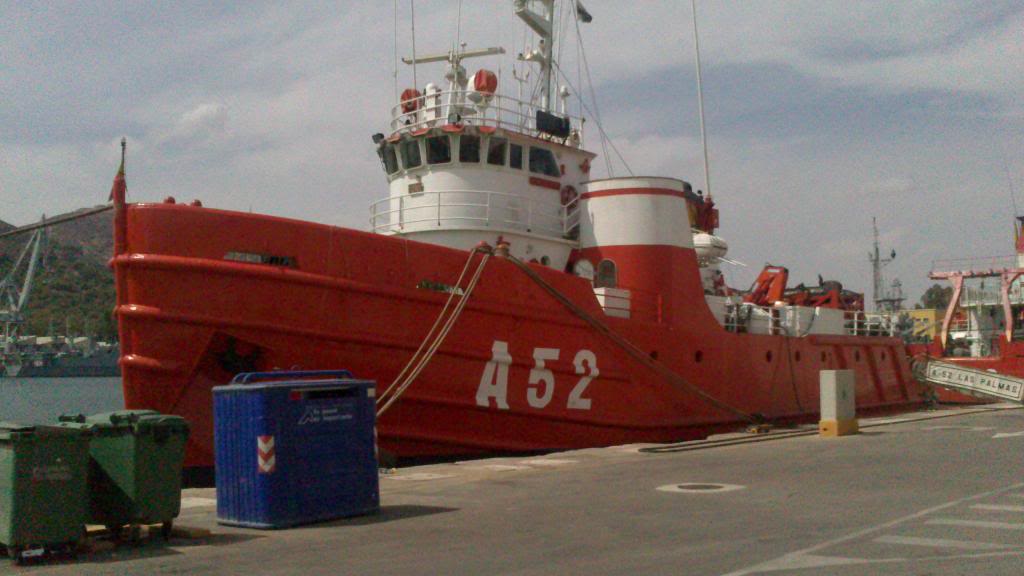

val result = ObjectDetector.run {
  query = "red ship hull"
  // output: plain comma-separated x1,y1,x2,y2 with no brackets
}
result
908,342,1024,404
114,202,925,468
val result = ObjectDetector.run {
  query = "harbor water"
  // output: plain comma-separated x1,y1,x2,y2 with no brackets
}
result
0,376,123,423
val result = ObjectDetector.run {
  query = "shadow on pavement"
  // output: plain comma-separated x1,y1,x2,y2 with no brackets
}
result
303,504,458,528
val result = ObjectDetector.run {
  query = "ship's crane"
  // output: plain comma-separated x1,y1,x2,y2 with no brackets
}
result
742,264,864,310
0,227,46,353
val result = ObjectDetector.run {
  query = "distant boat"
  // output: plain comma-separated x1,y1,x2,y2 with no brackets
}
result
2,338,120,378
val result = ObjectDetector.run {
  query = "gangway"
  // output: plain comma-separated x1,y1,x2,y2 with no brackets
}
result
913,358,1024,405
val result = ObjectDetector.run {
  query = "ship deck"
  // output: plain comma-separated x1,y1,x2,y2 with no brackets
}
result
20,404,1024,576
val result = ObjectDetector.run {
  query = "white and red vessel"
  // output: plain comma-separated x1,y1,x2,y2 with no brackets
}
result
112,1,924,468
910,220,1024,392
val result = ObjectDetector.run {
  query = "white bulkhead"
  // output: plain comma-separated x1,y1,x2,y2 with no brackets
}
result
578,177,694,249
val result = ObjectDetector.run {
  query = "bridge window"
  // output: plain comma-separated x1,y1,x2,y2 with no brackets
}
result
529,146,560,178
379,145,399,175
401,139,421,169
459,135,481,163
426,135,451,164
595,259,618,288
487,137,507,166
510,143,523,169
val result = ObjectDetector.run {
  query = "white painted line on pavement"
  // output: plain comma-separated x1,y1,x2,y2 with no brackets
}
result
971,504,1024,513
385,472,456,481
180,497,216,509
992,431,1024,439
874,535,1015,550
477,464,530,472
927,518,1024,530
720,481,1024,576
519,459,577,467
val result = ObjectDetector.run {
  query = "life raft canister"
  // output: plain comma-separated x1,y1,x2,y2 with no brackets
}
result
400,88,422,114
473,69,498,95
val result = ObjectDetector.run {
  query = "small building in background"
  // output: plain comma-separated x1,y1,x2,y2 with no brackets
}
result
903,308,942,341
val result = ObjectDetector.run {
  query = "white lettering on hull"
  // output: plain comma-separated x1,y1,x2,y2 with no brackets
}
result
476,341,598,411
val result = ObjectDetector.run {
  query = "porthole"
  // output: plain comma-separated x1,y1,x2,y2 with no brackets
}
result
766,351,773,363
650,350,659,360
794,351,801,362
695,351,703,363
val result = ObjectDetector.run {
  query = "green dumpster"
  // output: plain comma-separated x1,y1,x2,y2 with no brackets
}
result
0,422,90,561
60,410,189,538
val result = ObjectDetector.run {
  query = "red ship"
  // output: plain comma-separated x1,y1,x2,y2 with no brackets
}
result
909,219,1024,395
112,1,925,468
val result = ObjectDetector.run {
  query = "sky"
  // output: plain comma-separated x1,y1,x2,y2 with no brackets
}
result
2,1,1022,307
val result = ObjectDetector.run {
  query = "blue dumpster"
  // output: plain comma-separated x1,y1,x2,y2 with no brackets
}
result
213,370,379,528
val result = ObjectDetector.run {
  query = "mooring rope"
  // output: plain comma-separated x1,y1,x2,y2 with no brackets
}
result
503,252,758,423
376,245,491,417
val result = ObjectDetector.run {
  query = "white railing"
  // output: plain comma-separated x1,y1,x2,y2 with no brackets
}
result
722,302,897,338
845,311,897,337
930,255,1018,276
390,90,584,146
722,302,781,335
370,189,580,239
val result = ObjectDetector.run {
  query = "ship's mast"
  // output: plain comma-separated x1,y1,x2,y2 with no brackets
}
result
689,0,712,199
515,0,555,111
403,46,506,122
870,216,904,312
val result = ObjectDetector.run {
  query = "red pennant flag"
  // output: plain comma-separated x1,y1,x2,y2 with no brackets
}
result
108,139,126,203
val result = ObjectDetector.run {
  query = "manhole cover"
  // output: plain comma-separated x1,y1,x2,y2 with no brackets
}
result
656,482,745,494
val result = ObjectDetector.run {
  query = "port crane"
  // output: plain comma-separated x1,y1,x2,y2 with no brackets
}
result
0,226,46,367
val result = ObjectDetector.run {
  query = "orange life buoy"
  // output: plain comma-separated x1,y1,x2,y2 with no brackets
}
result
400,88,422,114
560,185,577,206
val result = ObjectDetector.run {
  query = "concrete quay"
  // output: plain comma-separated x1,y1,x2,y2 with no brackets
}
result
13,404,1024,576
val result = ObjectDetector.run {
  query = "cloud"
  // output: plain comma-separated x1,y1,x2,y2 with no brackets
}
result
1,0,1022,305
864,177,917,196
161,102,228,146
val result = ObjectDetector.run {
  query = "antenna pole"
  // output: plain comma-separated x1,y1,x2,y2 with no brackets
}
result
410,0,419,89
690,0,712,199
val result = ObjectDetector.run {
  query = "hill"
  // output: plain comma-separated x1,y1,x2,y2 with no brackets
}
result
0,209,117,340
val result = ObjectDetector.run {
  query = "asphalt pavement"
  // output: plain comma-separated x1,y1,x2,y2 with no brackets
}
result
12,404,1024,576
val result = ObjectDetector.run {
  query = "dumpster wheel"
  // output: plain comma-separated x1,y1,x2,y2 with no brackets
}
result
106,524,123,542
161,521,173,541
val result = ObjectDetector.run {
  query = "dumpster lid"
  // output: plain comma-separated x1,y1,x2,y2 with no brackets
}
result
214,370,375,393
0,422,36,439
0,421,89,440
83,410,160,427
79,410,189,433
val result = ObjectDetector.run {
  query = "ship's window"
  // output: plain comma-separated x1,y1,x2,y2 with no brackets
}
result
379,145,399,175
529,146,560,178
487,137,508,166
426,135,451,164
459,135,481,163
510,143,523,169
594,259,617,288
401,139,422,169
